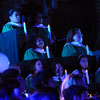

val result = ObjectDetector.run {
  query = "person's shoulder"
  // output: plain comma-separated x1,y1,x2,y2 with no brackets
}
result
63,43,75,50
3,23,13,28
2,23,14,33
72,69,79,74
25,73,33,80
64,43,72,47
24,48,36,54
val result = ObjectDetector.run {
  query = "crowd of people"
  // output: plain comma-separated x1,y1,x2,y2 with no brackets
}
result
0,8,100,100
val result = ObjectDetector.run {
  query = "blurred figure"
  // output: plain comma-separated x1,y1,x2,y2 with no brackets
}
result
63,85,87,100
52,61,66,88
1,69,25,99
28,92,57,100
72,55,88,75
25,59,43,92
2,9,22,33
72,55,91,85
61,74,88,100
62,28,92,57
28,11,56,45
9,64,21,75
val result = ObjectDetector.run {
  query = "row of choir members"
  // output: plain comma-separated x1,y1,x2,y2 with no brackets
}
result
1,9,92,60
2,9,56,45
23,28,92,61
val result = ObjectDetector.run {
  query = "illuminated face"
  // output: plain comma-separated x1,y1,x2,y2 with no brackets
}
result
36,13,43,24
79,57,88,69
36,37,44,49
73,29,83,43
35,60,43,71
9,11,20,23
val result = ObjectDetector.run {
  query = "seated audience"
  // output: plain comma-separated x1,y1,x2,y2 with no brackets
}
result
25,59,44,92
72,55,88,75
63,85,87,100
1,69,25,99
61,74,88,100
51,61,66,90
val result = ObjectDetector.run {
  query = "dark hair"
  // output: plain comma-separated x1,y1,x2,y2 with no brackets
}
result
28,11,43,26
1,69,20,97
63,85,87,100
30,59,42,72
9,9,20,16
77,55,88,74
78,55,87,63
2,69,19,80
66,28,81,43
25,35,45,50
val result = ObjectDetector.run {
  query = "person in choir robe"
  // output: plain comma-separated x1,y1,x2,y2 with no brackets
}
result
28,11,56,45
2,9,23,33
24,35,53,61
62,28,92,57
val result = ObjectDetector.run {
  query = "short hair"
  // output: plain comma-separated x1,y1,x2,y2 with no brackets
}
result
9,9,19,16
66,28,81,43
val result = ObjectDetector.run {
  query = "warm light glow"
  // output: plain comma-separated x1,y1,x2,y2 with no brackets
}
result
65,69,67,77
23,22,27,37
85,69,90,84
86,45,89,55
46,46,50,58
48,24,51,39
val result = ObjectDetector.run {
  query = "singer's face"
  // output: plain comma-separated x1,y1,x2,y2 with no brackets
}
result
35,60,43,71
36,37,44,49
9,11,20,23
73,30,83,43
80,57,88,69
